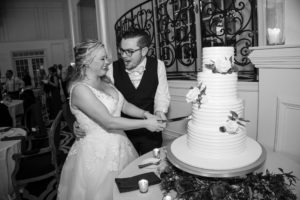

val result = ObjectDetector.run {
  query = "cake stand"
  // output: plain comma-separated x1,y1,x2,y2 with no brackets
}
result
166,135,266,178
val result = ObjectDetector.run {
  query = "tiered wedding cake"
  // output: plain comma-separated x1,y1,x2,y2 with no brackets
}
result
168,47,263,173
186,47,245,158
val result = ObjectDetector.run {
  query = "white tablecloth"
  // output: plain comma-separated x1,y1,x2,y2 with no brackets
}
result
113,147,300,200
3,100,24,127
0,128,26,200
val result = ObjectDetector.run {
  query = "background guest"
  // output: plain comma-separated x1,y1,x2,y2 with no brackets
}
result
47,66,62,119
4,69,24,99
20,71,36,112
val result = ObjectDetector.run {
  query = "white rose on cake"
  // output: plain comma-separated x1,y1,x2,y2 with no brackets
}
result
224,120,239,134
186,87,200,103
216,57,232,73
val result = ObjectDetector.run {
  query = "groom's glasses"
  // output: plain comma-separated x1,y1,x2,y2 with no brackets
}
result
118,48,142,57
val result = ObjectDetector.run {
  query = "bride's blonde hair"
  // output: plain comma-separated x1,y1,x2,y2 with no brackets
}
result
69,39,111,84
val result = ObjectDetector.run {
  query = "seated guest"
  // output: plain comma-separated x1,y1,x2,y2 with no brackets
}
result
0,97,13,127
4,70,24,99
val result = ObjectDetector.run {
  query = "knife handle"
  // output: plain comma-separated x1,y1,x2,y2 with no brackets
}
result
138,162,154,169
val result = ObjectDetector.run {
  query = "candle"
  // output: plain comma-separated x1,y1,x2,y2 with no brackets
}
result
267,28,281,44
138,179,149,193
163,195,173,200
153,148,160,159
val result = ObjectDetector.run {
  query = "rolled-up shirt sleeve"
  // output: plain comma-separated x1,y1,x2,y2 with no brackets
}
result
154,59,170,114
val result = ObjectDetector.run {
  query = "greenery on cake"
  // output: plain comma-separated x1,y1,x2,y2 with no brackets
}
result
219,111,250,135
186,82,207,108
160,162,298,200
205,56,238,74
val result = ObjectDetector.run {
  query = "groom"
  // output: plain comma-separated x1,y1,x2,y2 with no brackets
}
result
107,29,170,155
74,29,170,155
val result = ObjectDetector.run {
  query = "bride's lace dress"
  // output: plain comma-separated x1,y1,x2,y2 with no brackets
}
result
57,83,138,200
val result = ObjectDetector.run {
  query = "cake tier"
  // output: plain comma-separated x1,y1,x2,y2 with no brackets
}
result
191,99,244,125
187,98,246,159
202,47,234,73
187,121,247,159
197,71,238,100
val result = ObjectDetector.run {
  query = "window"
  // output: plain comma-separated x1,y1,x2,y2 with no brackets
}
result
12,50,46,87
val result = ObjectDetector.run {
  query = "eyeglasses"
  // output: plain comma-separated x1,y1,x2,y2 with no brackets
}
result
118,48,142,57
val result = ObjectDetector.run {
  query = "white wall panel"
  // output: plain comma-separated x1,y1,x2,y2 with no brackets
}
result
275,96,300,163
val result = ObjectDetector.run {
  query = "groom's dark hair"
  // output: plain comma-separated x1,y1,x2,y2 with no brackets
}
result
120,29,151,48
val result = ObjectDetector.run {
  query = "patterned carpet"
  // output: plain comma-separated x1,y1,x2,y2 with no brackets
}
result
17,122,75,200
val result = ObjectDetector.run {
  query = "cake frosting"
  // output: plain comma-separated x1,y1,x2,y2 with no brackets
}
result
186,47,247,159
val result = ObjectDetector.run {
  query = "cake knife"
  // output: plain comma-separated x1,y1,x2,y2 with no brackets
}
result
158,115,190,123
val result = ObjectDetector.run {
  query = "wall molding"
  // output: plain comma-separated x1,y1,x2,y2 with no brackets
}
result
275,96,300,153
249,45,300,68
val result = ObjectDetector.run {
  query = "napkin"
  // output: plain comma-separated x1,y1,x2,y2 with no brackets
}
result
115,172,161,193
1,136,25,141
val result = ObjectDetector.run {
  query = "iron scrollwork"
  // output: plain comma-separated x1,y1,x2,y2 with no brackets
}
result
200,0,258,67
156,0,197,71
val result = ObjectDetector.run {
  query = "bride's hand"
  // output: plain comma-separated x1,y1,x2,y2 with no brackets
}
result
144,118,166,132
73,121,86,140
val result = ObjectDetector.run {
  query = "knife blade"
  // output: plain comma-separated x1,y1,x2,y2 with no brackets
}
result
159,115,190,123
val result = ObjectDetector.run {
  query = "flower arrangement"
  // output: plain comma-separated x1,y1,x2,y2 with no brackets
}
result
219,111,250,135
186,82,207,108
160,162,298,200
204,56,238,74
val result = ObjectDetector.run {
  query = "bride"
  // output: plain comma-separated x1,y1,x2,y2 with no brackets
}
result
57,40,165,200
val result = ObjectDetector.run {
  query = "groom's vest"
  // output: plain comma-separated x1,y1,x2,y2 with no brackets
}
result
112,57,158,119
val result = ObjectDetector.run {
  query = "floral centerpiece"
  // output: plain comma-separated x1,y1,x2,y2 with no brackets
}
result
160,162,298,200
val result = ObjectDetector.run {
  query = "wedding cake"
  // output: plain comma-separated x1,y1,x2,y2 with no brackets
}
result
168,47,263,172
186,47,245,158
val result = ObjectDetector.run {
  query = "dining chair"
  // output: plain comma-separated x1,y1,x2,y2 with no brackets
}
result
11,110,63,199
23,101,47,135
18,101,49,151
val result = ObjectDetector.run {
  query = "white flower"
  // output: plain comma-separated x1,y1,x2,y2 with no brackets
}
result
186,87,200,103
216,57,232,73
225,120,239,134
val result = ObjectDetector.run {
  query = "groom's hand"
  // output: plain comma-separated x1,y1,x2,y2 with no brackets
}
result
155,111,167,121
73,121,86,139
155,111,167,130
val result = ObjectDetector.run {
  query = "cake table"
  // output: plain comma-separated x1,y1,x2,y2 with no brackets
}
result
113,146,300,199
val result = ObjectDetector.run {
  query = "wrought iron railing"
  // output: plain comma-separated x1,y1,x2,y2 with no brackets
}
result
200,0,258,68
115,0,258,80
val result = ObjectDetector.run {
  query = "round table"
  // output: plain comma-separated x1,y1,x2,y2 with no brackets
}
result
113,146,300,200
0,128,26,200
